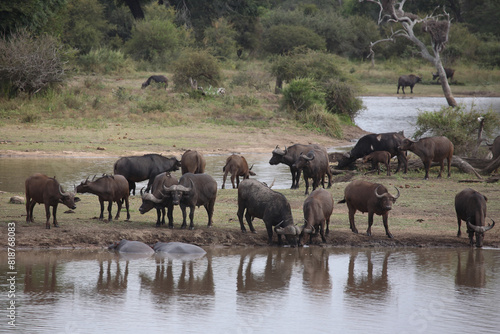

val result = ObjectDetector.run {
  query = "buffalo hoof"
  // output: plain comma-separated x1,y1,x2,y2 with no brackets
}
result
189,226,194,230
168,225,174,229
251,230,257,234
180,225,187,230
387,233,394,239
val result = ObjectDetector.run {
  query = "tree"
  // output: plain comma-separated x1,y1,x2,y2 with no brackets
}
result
361,0,457,107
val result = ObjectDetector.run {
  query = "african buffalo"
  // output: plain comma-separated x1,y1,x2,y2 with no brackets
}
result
222,154,256,189
338,132,407,173
338,180,400,238
141,75,168,89
25,173,80,229
455,188,495,248
237,179,299,246
397,74,421,94
138,172,178,227
363,151,392,176
76,174,130,221
161,173,217,230
109,239,154,255
269,143,323,189
299,188,334,245
292,148,333,195
181,150,206,174
432,67,455,82
399,136,454,180
113,154,181,195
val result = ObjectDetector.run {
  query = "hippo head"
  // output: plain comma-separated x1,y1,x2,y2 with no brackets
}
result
467,219,495,248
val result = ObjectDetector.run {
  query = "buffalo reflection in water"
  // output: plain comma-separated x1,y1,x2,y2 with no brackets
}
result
345,250,391,299
455,249,486,288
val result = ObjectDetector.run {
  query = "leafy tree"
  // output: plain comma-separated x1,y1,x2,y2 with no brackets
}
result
0,0,67,36
62,0,110,54
281,78,324,113
262,25,325,55
172,49,222,89
203,18,239,60
324,80,364,121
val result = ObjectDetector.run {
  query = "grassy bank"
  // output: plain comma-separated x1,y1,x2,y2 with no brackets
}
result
1,168,499,249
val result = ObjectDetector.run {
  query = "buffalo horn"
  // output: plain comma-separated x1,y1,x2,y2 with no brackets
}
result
272,146,285,156
59,185,65,196
467,219,496,233
275,224,302,236
393,186,401,199
162,184,191,193
374,185,385,198
140,187,145,196
142,192,163,203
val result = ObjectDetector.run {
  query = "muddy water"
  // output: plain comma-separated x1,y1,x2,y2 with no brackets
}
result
1,247,499,333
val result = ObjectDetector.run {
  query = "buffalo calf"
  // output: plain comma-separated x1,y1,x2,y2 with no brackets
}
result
363,151,392,176
25,173,80,229
399,136,454,180
222,154,256,189
338,180,400,238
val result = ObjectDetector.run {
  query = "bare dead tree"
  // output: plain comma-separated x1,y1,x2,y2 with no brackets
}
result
361,0,458,107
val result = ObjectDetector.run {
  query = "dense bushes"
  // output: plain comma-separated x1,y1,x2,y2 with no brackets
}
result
172,50,222,89
0,30,67,95
414,105,500,155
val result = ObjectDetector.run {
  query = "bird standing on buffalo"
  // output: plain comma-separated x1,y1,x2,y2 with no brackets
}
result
338,180,400,238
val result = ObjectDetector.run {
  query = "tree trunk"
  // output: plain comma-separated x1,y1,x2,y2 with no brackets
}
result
124,0,145,20
436,62,457,107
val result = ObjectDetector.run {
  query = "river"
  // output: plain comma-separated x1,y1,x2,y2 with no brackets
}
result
1,247,499,333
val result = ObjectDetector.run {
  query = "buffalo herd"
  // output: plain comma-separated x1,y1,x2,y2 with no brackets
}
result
23,132,497,247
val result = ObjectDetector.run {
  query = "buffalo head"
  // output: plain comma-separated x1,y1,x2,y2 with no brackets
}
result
467,219,495,248
162,181,192,205
375,185,400,211
275,223,300,247
269,145,287,165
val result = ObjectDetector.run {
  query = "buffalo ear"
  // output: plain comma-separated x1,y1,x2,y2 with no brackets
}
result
74,197,81,203
483,195,488,202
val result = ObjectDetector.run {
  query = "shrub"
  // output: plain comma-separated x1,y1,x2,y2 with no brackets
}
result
78,48,133,74
172,50,222,89
203,18,239,60
324,80,364,121
262,25,325,55
281,78,324,113
0,30,67,96
414,105,500,155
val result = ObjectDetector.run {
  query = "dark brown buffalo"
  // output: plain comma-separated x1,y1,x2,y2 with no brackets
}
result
292,147,332,195
397,74,422,94
363,150,392,176
161,173,217,230
269,144,323,189
432,67,455,82
399,136,454,180
181,150,206,174
76,174,130,221
337,132,407,174
299,188,334,245
113,154,181,195
138,172,178,227
25,173,80,229
338,180,400,238
455,188,495,248
141,75,168,89
221,154,256,189
237,179,299,246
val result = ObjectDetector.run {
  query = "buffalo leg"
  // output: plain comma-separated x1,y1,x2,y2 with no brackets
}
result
438,160,444,178
115,200,122,220
325,216,330,236
348,208,358,234
99,199,105,220
319,222,326,243
366,212,374,236
155,208,162,227
456,217,462,237
231,174,237,189
382,213,393,238
386,161,391,176
167,203,174,228
188,206,195,230
180,204,188,229
245,211,256,233
304,177,310,195
124,197,130,220
237,206,247,232
423,160,431,180
447,157,452,178
221,171,228,189
236,176,240,188
27,200,36,223
205,199,214,227
107,201,113,221
52,204,59,228
44,203,52,229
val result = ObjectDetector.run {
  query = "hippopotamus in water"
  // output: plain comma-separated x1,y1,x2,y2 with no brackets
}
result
109,239,154,255
153,242,206,260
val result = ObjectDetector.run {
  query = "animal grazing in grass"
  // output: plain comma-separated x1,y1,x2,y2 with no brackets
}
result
141,75,168,89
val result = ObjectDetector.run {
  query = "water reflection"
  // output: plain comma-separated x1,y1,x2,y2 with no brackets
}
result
2,248,500,332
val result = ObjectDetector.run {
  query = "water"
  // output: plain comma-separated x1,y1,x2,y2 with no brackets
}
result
357,96,500,138
1,247,499,333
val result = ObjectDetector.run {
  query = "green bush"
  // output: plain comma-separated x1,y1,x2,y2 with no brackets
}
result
262,25,325,55
78,48,133,74
172,50,222,89
414,105,500,155
324,80,364,121
281,78,324,112
0,30,67,96
203,18,239,60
